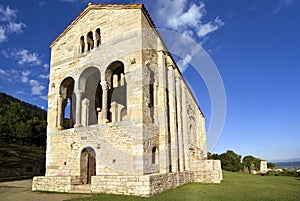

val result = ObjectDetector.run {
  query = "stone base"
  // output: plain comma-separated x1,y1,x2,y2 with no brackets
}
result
32,169,222,197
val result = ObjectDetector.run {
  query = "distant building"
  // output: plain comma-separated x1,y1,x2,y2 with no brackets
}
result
260,160,267,174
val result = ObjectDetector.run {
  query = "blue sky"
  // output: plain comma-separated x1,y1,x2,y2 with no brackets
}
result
0,0,299,161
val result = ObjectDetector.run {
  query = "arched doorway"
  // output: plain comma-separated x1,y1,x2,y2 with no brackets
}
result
80,147,96,184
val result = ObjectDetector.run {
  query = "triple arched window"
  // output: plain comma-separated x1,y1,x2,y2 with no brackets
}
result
80,28,101,53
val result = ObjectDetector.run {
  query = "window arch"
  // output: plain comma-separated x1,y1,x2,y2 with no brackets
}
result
105,61,127,122
95,28,101,47
152,146,158,164
80,36,85,53
78,67,101,126
87,31,94,51
59,77,75,129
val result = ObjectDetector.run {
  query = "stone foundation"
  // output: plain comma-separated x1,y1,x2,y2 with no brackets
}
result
32,176,72,192
191,160,223,183
33,168,222,197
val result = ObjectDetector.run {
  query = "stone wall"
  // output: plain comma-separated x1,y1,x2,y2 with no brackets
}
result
32,176,72,192
191,160,223,183
91,171,190,197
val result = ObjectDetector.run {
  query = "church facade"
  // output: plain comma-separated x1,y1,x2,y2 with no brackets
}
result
32,4,222,196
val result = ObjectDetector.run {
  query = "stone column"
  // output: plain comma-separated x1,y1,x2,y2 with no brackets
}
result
85,37,89,52
157,50,169,173
101,81,109,121
93,31,97,49
176,76,185,172
167,61,179,173
181,85,190,170
82,98,89,127
74,89,83,127
57,96,64,130
110,101,117,123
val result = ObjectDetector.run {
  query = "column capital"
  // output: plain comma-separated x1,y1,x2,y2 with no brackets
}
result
74,89,84,96
101,81,109,90
175,76,182,81
57,95,64,102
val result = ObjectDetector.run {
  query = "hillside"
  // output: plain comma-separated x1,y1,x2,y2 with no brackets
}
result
0,93,47,180
0,92,47,146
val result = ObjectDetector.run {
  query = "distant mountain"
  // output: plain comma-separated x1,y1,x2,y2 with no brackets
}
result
271,158,300,163
0,92,47,147
275,161,300,170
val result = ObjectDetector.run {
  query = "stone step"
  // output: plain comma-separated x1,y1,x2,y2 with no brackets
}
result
72,184,91,192
69,189,92,194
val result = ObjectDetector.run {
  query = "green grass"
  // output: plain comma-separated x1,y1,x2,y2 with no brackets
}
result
0,143,45,167
67,172,300,201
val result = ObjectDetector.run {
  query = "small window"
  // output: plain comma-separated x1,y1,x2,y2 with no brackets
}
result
95,28,101,47
80,36,85,53
152,147,157,164
87,31,94,51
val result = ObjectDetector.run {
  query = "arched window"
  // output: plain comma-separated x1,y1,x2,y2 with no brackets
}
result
59,77,75,129
80,36,85,53
78,67,101,126
152,147,157,164
149,69,155,123
95,28,101,47
87,31,94,51
105,61,127,122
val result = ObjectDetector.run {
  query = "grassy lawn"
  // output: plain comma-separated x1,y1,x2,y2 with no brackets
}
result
67,172,300,201
0,143,45,167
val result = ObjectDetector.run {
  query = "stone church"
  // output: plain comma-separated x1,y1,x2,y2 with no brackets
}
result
32,4,222,196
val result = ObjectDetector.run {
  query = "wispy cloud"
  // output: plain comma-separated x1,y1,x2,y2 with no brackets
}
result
197,17,225,37
148,0,224,72
274,0,295,13
0,4,26,43
29,79,46,95
39,74,49,79
149,0,224,42
2,48,47,67
0,68,8,76
21,70,31,83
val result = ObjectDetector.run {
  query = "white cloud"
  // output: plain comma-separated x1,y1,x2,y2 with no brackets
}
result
7,22,26,34
39,74,49,79
43,63,49,69
0,5,17,22
39,96,48,101
0,68,7,75
29,79,45,95
149,0,224,40
0,26,6,42
274,0,295,13
0,4,26,43
178,54,192,72
21,70,31,83
2,48,46,67
16,49,42,65
197,17,225,38
168,3,205,29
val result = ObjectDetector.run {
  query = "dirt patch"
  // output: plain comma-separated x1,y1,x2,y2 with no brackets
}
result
0,179,91,201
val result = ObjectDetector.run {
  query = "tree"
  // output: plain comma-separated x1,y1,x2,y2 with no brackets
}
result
267,162,275,169
0,93,47,147
218,150,242,172
242,155,261,173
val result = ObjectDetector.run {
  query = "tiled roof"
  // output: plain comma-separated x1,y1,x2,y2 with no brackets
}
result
50,3,155,47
